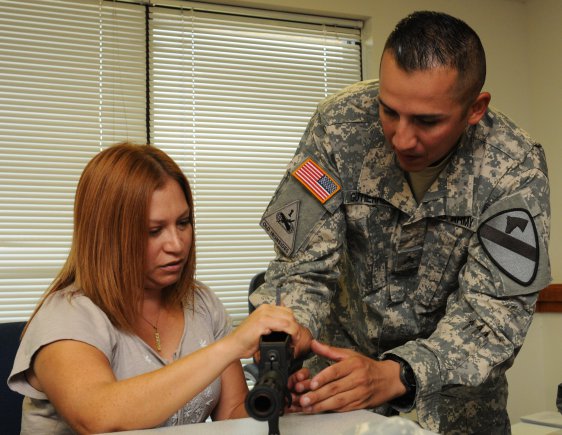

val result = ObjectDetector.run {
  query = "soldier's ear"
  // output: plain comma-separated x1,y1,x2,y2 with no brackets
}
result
467,92,491,125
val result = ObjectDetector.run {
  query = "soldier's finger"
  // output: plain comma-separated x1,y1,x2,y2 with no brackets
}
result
309,358,355,390
310,339,351,362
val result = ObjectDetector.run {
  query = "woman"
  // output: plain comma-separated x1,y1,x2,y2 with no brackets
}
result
8,143,306,434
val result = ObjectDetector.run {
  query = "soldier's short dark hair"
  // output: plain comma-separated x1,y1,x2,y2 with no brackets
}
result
383,11,486,102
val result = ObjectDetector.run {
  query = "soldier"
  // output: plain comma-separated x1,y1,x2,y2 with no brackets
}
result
251,10,551,434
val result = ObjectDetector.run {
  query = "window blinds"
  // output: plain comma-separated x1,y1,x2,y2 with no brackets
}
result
0,0,147,321
0,0,362,324
149,7,361,324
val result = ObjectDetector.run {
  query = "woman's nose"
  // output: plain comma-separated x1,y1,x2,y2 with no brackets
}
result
164,229,183,251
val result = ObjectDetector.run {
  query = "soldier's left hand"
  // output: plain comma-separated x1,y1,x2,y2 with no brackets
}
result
293,340,406,413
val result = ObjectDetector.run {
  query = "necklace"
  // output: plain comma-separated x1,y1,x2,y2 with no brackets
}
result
141,307,162,352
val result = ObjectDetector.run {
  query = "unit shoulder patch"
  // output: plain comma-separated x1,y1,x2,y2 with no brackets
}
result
477,208,539,286
260,201,300,257
292,158,340,204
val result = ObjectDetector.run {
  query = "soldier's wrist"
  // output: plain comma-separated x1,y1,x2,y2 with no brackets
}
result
380,354,417,409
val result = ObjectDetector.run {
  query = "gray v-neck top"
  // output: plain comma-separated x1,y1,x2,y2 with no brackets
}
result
8,284,232,434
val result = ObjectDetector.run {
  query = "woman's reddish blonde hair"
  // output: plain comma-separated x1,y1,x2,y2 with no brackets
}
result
28,142,197,332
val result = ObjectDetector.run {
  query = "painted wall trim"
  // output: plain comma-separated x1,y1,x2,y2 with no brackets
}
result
536,284,562,313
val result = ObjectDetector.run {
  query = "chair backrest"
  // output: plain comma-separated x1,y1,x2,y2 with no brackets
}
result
248,271,266,314
0,321,26,435
244,271,267,384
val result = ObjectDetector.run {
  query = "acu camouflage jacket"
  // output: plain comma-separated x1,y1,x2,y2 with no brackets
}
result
250,80,551,433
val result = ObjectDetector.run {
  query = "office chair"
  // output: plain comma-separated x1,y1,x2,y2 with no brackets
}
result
243,271,266,384
247,270,266,315
0,321,26,435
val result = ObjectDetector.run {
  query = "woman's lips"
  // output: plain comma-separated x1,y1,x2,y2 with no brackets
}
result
160,260,183,273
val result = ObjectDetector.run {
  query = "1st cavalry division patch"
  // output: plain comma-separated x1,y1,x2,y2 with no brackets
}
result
292,158,341,204
477,208,539,286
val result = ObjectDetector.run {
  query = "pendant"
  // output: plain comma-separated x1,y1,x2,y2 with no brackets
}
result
154,329,162,352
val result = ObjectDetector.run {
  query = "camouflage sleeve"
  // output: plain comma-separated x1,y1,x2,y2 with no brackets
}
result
389,144,551,411
249,110,346,337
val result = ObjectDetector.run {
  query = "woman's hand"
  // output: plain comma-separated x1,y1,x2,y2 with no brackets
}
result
227,304,302,359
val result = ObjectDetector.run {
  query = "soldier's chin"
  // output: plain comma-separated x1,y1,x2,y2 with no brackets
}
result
397,156,425,172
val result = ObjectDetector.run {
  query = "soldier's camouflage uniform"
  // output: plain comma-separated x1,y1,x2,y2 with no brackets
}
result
250,80,551,434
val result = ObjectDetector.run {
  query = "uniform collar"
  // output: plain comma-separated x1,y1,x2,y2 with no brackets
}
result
357,140,417,215
357,127,479,224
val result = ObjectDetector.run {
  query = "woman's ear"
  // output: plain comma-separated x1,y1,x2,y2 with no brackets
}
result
467,92,491,125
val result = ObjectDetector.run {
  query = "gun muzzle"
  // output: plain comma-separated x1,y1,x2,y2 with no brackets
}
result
245,369,285,421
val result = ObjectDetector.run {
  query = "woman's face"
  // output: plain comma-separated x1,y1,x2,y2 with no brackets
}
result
144,178,192,292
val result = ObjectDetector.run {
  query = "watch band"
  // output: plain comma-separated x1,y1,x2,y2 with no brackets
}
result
383,354,417,394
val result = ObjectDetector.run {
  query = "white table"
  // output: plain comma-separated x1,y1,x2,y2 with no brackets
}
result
512,411,562,435
103,410,436,434
512,422,562,435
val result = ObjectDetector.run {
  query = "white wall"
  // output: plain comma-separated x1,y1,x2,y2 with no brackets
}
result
221,0,562,423
527,0,562,279
507,0,562,421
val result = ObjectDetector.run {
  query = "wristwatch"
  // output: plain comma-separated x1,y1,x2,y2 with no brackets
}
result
383,354,417,395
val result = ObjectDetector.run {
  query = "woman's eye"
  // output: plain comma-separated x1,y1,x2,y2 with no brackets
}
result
149,228,161,237
178,219,191,229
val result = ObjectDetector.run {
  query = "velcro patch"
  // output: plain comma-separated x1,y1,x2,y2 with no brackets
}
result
292,158,340,204
260,201,300,257
478,208,539,286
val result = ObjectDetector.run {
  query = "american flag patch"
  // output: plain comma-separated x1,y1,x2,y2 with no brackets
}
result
292,158,341,204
